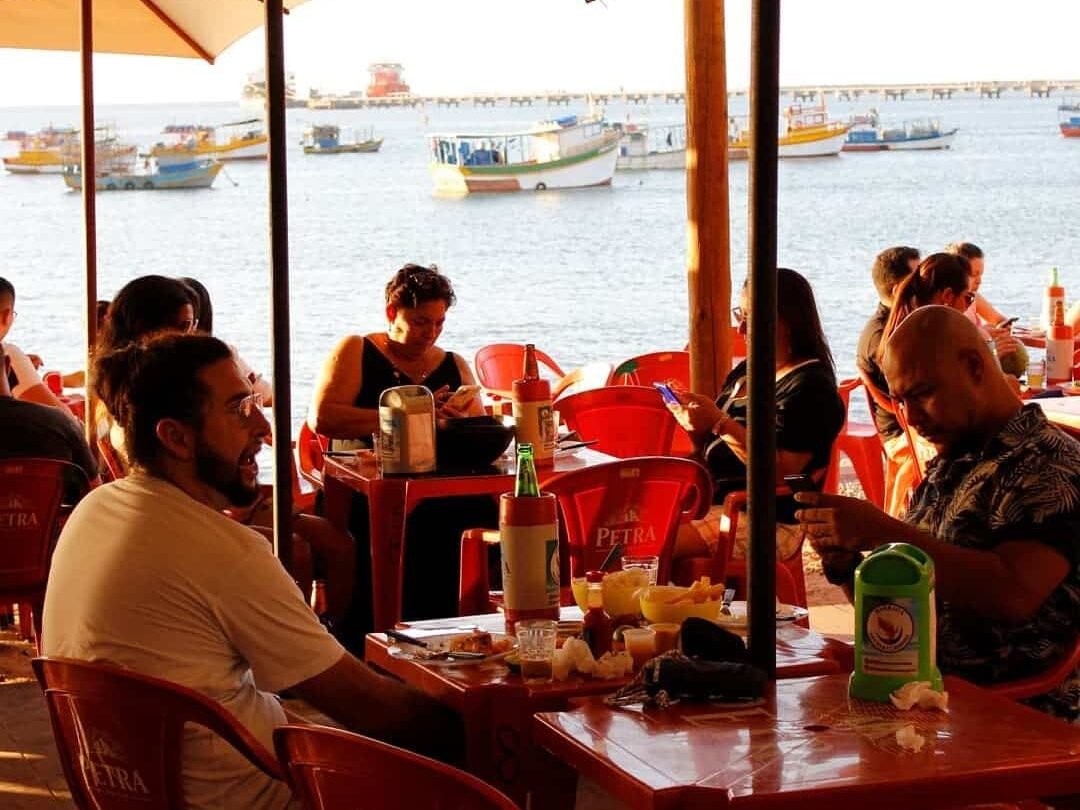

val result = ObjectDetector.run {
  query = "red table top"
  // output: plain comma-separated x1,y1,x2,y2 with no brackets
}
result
533,674,1080,810
365,610,854,714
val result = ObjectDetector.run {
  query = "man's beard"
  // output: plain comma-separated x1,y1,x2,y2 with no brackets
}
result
194,437,259,508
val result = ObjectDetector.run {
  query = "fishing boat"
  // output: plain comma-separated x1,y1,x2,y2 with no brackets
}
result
62,159,224,191
3,125,135,174
728,103,850,159
429,113,620,193
1059,101,1080,137
614,122,686,170
843,110,958,151
302,125,382,154
148,119,267,165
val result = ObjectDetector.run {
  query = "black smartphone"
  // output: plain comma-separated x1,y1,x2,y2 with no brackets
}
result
997,316,1019,329
783,473,818,494
653,382,681,406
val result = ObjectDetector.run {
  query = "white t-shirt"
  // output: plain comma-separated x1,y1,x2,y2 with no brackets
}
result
3,342,42,397
43,472,345,810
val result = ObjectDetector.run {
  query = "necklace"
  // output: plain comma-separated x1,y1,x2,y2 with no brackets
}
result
384,338,437,383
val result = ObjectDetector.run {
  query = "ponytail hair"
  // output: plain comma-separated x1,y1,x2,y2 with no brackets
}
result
879,253,971,359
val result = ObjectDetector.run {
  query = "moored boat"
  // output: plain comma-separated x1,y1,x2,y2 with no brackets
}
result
302,124,382,154
62,159,224,191
843,110,958,151
615,122,686,170
728,103,850,159
1059,101,1080,137
149,119,268,165
3,125,135,174
428,113,620,194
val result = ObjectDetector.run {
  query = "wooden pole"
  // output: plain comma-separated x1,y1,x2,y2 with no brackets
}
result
685,0,731,395
79,0,98,450
265,0,293,565
746,0,780,677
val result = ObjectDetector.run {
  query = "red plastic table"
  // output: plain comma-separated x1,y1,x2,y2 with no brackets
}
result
323,448,615,631
366,609,853,805
533,674,1080,810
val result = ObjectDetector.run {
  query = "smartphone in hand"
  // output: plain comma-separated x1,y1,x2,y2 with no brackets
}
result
782,473,818,494
997,316,1019,329
653,382,681,406
444,384,481,411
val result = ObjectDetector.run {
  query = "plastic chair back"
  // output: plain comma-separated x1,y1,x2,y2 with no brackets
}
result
988,637,1080,701
543,456,711,585
33,657,284,810
297,421,328,489
0,458,87,598
610,351,690,388
274,724,519,810
473,343,565,396
96,436,126,481
555,385,677,458
857,368,927,483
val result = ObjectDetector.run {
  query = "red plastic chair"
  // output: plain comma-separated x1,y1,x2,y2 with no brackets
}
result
33,657,285,810
460,457,711,614
96,435,126,482
553,385,678,458
857,370,929,515
296,421,328,490
987,637,1080,702
832,378,886,508
274,724,519,810
610,351,690,387
0,458,89,642
473,343,565,399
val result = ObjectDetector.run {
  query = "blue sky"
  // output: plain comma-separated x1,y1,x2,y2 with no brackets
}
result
1,0,1078,106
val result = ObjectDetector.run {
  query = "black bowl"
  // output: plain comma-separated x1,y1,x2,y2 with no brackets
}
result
436,416,515,470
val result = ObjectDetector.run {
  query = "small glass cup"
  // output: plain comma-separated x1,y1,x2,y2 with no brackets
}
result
370,432,384,475
1027,360,1045,390
649,622,681,654
622,627,656,670
516,619,557,682
621,555,660,585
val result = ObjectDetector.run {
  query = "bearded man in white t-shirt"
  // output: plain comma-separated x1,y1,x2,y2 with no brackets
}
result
43,334,462,810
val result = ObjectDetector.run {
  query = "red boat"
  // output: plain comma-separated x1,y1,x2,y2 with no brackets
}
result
1059,102,1080,137
367,63,410,98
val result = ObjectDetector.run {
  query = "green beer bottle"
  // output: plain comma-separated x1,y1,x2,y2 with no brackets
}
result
514,443,541,497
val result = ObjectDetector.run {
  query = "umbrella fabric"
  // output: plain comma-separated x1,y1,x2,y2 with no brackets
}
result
0,0,309,61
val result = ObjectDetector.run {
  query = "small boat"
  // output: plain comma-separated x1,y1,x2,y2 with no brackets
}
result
3,125,135,174
62,159,224,191
428,112,620,194
728,103,850,159
843,110,958,151
302,124,382,154
615,122,686,170
149,119,267,165
1059,101,1080,138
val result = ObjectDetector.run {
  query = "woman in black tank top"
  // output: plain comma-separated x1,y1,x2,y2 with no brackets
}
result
308,265,494,644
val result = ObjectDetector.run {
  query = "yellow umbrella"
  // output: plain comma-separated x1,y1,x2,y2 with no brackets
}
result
1,0,307,558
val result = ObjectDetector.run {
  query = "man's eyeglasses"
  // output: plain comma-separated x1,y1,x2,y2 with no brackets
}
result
731,306,746,325
177,317,199,334
229,392,264,420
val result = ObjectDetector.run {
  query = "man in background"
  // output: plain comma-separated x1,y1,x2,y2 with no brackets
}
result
0,276,73,414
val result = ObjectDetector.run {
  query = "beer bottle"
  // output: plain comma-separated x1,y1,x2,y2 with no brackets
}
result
514,443,541,497
522,343,540,380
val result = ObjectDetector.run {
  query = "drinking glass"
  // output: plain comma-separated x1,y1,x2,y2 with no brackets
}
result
649,622,681,654
621,555,660,585
516,619,557,682
1027,359,1045,389
622,627,656,670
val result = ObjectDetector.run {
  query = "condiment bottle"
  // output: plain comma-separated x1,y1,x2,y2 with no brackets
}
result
500,444,560,633
581,571,613,659
512,344,555,467
849,543,942,702
1041,266,1065,332
1046,300,1074,386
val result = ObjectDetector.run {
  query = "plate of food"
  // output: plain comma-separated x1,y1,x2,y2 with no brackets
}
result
713,600,809,630
387,628,517,667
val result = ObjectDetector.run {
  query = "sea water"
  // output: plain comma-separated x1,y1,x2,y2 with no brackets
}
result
0,93,1076,425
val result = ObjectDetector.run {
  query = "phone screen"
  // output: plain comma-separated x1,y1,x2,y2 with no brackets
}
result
783,474,817,494
653,382,680,405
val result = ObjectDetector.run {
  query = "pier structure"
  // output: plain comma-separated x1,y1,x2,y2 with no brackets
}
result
300,79,1080,110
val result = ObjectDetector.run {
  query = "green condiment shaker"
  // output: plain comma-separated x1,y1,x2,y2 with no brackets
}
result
849,542,943,702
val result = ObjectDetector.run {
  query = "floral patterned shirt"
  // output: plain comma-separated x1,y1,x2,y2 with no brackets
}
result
906,404,1080,721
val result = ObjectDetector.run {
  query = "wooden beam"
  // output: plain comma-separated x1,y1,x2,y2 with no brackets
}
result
685,0,731,396
79,0,98,450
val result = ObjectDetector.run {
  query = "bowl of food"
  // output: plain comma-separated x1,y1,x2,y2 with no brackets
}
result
570,567,650,618
639,582,722,624
436,416,514,469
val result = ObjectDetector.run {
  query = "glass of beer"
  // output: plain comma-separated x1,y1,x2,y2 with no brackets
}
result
516,619,558,682
622,627,657,670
